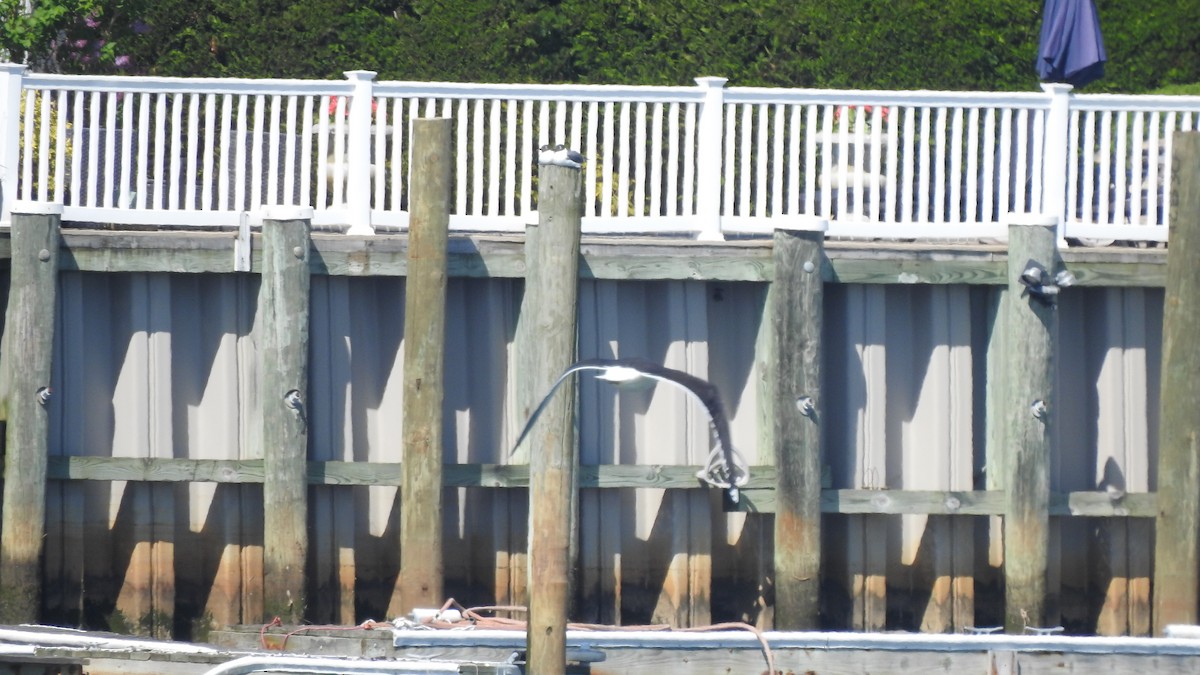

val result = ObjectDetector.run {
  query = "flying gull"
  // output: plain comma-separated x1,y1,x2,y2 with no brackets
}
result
511,357,750,503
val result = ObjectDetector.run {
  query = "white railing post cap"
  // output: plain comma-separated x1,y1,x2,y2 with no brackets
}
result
261,206,314,221
774,216,829,234
0,63,29,75
1004,213,1059,229
344,70,377,81
10,201,64,216
1039,82,1075,96
695,76,728,88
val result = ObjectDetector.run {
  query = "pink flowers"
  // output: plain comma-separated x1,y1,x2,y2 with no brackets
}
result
833,105,890,127
327,96,379,119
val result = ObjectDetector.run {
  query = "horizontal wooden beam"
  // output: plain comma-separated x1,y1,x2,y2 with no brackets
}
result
0,231,1167,286
43,457,1155,517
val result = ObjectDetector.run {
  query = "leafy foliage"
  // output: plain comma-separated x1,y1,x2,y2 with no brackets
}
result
4,0,1199,93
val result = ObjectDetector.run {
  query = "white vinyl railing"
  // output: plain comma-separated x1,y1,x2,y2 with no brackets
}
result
4,64,1200,242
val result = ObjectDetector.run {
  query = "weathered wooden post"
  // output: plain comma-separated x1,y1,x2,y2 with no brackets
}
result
772,218,827,630
260,205,313,624
524,155,584,675
999,214,1058,633
1153,132,1200,634
393,118,452,617
0,202,61,623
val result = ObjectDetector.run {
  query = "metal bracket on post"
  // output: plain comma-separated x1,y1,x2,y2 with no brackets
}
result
234,211,252,272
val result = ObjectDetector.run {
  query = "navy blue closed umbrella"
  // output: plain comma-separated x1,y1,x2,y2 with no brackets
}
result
1037,0,1107,87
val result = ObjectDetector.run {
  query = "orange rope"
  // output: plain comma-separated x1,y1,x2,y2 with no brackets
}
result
426,599,776,673
260,618,386,651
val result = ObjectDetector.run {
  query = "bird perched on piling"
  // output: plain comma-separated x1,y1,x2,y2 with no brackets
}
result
511,357,750,503
538,144,585,169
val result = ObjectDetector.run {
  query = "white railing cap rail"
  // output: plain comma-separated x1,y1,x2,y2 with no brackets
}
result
723,87,1052,108
1070,92,1200,112
373,79,707,103
22,72,356,96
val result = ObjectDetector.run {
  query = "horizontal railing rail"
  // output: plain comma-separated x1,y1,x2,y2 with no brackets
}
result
4,64,1200,242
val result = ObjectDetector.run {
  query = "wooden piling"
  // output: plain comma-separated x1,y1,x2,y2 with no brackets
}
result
393,118,452,617
524,160,584,675
771,220,827,631
0,203,61,623
999,215,1058,633
1153,132,1200,634
259,206,313,624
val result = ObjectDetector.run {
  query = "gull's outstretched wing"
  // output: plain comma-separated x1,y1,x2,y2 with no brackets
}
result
508,359,621,456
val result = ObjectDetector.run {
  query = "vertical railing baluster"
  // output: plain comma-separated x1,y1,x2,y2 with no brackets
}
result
455,98,468,215
285,95,298,207
617,101,631,218
634,101,647,217
650,102,664,217
786,104,800,216
36,88,50,202
771,103,784,218
868,104,882,222
554,97,567,145
1142,110,1161,225
522,100,534,216
234,94,247,212
86,91,101,206
901,106,915,223
803,104,817,216
754,103,767,218
170,92,184,210
1097,110,1112,224
300,95,314,209
932,106,945,224
217,95,232,210
666,102,679,217
585,101,599,216
52,90,67,203
202,94,215,210
154,92,167,210
472,98,484,216
507,98,521,214
388,98,404,212
250,94,265,212
965,108,980,225
266,94,281,206
1129,111,1145,226
949,107,964,224
682,102,696,218
187,93,201,210
488,99,501,216
103,92,117,207
981,108,996,224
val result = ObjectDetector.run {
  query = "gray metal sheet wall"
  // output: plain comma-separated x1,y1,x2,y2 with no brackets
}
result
37,272,1162,634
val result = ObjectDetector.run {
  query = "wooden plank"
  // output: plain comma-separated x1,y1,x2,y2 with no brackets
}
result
1154,131,1200,634
258,206,313,624
41,456,1163,517
394,118,452,618
1000,215,1058,633
523,159,584,674
0,204,61,623
771,222,825,630
0,229,1167,286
